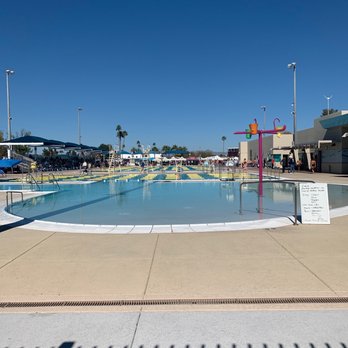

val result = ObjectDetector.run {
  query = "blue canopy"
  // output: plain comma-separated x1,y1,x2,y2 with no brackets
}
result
0,159,21,168
0,135,64,147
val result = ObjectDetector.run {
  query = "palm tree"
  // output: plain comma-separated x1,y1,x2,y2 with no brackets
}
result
121,130,128,150
221,136,227,155
116,124,123,152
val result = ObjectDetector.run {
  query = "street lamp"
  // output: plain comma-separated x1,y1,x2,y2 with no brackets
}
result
260,105,266,130
6,69,15,158
288,62,296,148
77,107,83,144
324,95,333,116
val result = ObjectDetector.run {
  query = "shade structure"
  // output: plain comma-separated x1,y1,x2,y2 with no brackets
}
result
79,144,100,151
63,142,81,150
0,159,21,168
0,135,101,155
163,150,189,156
47,139,66,147
0,135,64,147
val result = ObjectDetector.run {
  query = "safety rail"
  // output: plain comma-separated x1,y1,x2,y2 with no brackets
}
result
239,179,315,225
48,173,60,190
264,166,281,179
217,165,237,181
6,191,24,210
24,173,41,191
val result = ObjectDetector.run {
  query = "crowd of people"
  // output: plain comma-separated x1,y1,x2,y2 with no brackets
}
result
240,154,317,174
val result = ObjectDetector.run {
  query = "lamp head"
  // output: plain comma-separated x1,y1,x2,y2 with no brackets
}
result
287,62,296,69
77,107,83,111
5,69,14,75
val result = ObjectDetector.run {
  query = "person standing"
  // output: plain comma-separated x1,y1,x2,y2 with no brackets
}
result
281,157,286,173
311,158,316,173
296,159,302,171
289,157,295,174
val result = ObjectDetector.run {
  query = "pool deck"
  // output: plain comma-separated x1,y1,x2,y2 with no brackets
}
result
0,169,348,312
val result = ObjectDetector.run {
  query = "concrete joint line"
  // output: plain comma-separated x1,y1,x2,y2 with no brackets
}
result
0,232,56,271
143,234,160,298
266,231,338,295
129,234,160,347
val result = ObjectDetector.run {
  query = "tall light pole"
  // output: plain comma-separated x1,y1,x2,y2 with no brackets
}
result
77,107,83,144
288,62,296,148
260,105,266,130
324,95,333,116
6,69,15,158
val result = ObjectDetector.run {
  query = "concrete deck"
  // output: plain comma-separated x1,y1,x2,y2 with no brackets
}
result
0,170,347,311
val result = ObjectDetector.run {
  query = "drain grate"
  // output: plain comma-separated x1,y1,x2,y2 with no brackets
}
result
1,297,348,308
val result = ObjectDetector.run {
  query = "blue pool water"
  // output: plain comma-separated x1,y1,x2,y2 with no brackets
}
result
5,181,348,225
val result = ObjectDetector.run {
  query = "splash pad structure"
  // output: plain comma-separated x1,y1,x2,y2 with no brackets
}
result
234,118,286,196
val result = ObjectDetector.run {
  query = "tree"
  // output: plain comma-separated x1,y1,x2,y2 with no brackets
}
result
151,142,159,152
161,145,171,153
42,148,58,157
137,140,141,151
121,130,128,150
98,143,112,152
116,124,123,151
161,144,188,154
321,108,338,117
221,136,227,155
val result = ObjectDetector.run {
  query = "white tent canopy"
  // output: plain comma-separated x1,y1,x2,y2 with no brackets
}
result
203,155,227,161
169,156,186,161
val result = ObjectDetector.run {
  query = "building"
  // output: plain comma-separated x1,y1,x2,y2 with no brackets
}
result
296,110,348,173
239,134,293,168
238,110,348,173
227,147,239,158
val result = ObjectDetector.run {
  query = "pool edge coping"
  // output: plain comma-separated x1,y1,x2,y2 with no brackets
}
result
1,182,348,234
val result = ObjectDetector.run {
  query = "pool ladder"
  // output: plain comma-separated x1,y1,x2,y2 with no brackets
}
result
6,191,24,211
25,173,41,191
47,173,60,190
24,173,60,191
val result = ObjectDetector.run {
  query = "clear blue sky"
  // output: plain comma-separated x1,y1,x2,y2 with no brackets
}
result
1,0,347,152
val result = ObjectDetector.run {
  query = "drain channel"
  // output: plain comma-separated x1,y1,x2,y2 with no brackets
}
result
2,297,348,308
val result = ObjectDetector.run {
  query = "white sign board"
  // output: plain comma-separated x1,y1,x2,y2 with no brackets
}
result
299,183,330,224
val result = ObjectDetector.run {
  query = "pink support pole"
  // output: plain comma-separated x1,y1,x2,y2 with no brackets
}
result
234,118,286,198
258,132,263,196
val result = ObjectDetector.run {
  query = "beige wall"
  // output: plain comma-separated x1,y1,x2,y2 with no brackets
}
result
239,141,248,162
296,118,327,145
239,134,293,163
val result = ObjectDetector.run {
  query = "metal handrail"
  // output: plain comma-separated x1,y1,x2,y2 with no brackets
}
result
25,173,41,191
239,179,315,225
217,164,236,181
6,191,24,211
48,173,60,190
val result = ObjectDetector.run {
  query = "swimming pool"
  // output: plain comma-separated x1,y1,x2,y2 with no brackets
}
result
6,180,348,225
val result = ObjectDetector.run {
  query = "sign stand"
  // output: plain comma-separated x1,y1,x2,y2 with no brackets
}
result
299,183,330,224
